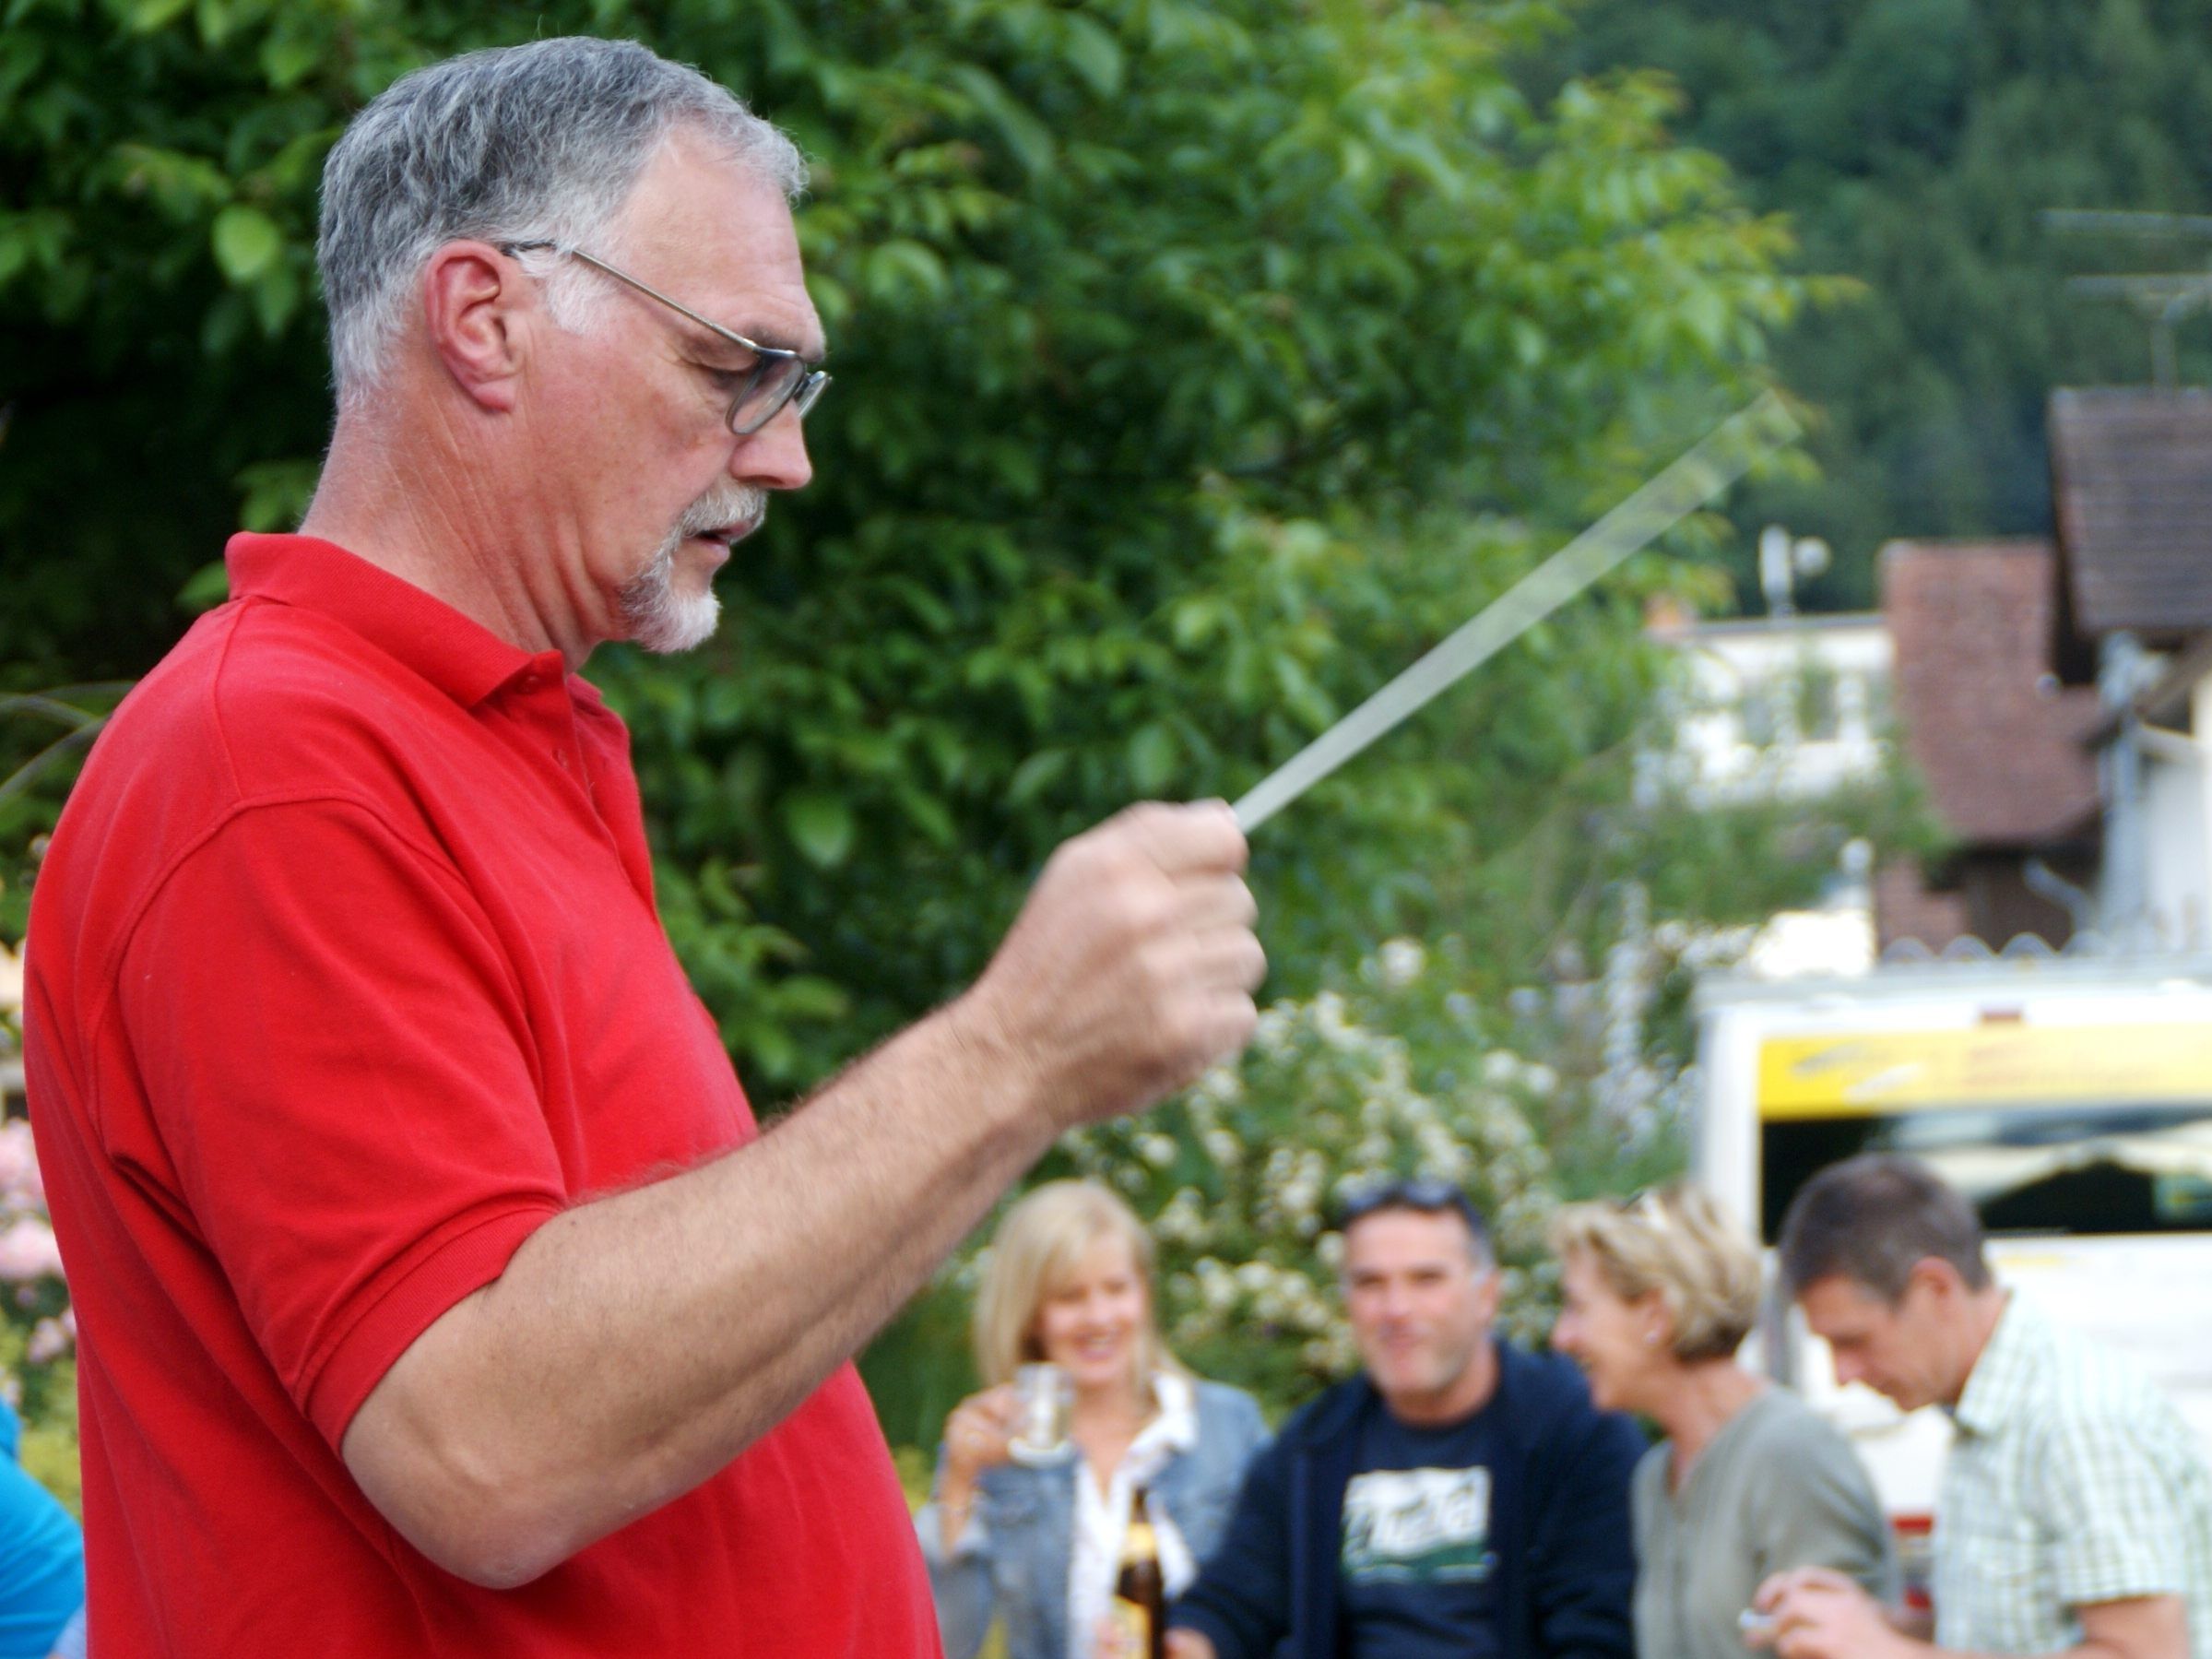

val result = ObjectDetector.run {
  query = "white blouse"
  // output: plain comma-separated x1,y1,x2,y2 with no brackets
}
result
1066,1372,1200,1658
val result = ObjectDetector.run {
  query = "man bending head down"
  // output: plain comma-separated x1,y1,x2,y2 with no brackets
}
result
22,38,1265,1657
1752,1155,2212,1659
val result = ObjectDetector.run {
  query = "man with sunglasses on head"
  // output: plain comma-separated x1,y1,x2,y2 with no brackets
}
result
22,38,1266,1658
1169,1179,1643,1659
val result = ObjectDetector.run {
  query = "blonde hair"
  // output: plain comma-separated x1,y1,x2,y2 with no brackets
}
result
971,1180,1184,1389
1550,1184,1763,1364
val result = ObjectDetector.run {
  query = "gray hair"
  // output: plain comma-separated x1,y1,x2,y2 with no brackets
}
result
1777,1153,1992,1304
318,37,807,407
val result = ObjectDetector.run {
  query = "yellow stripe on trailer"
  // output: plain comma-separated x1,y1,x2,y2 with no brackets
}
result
1757,1024,2212,1118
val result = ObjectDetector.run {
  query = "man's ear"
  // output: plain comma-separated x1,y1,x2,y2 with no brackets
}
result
1474,1264,1504,1321
1904,1256,1965,1308
420,241,527,412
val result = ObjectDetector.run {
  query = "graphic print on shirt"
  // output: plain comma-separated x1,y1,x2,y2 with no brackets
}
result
1341,1465,1496,1584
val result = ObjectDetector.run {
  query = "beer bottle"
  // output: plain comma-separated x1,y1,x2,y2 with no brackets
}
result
1111,1484,1166,1659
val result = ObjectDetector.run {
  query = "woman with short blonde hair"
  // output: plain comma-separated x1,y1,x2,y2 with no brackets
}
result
918,1180,1268,1659
1549,1186,1764,1364
1550,1185,1895,1659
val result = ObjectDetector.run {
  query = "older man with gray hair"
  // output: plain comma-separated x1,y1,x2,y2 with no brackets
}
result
23,37,1265,1655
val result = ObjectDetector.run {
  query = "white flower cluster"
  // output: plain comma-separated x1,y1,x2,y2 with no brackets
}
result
964,895,1745,1406
1040,937,1585,1401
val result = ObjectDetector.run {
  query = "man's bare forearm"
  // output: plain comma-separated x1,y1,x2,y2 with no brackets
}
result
344,800,1264,1586
344,993,1052,1584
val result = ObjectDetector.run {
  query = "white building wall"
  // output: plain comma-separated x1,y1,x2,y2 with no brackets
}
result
2140,751,2206,948
1649,616,1892,803
2107,670,2212,951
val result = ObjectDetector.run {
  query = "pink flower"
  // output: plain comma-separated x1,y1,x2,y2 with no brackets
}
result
0,1123,43,1215
26,1318,68,1366
0,1218,63,1283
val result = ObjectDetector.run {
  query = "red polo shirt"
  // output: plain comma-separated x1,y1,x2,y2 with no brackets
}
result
24,535,938,1655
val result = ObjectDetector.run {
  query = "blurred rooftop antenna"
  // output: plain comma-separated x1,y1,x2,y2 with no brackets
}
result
2044,208,2212,388
1757,524,1829,619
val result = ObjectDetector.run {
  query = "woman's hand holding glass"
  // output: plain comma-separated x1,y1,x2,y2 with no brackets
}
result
937,1387,1020,1552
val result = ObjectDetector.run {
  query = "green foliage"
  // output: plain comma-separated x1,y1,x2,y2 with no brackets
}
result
588,0,1817,1090
2,1,1811,1097
6,0,1841,1465
1542,0,2212,608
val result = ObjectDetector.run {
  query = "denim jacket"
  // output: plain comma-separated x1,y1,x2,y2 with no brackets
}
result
916,1380,1270,1659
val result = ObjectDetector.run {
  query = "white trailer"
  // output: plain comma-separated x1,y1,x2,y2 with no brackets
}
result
1691,952,2212,1591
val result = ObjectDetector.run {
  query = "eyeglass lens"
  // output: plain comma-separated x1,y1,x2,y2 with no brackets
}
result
729,359,827,435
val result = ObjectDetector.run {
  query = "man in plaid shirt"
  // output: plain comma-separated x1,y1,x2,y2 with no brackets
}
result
1751,1154,2212,1659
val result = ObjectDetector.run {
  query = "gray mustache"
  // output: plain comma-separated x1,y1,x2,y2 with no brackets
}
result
680,484,767,539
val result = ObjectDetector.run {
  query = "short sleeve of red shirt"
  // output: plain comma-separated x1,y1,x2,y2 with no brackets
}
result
115,794,565,1448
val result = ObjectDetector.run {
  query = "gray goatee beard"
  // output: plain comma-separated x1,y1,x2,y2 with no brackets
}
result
618,482,767,654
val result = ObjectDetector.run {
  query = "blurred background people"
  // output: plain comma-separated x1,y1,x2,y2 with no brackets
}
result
917,1179,1269,1659
1549,1184,1894,1659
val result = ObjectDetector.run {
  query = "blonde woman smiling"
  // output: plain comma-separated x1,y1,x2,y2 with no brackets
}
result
917,1181,1269,1659
1549,1186,1896,1659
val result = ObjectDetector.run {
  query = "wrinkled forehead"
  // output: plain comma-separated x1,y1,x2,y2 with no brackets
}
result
611,132,823,355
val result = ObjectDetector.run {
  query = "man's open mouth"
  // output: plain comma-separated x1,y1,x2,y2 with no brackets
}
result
689,519,758,551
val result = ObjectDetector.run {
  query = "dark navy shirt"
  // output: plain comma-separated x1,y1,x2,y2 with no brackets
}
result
1339,1404,1506,1659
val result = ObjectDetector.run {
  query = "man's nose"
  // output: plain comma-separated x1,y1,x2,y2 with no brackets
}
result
731,406,813,492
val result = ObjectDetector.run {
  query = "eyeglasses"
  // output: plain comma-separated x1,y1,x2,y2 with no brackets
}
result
499,241,830,436
1336,1177,1490,1244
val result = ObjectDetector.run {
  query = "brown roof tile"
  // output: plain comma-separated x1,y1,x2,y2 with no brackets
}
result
1880,539,2102,848
2049,388,2212,665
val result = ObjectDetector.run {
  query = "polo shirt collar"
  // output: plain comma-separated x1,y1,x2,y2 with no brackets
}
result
225,533,559,707
1951,1290,2037,1438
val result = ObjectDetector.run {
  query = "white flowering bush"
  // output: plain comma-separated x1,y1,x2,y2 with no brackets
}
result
1053,938,1569,1410
927,901,1754,1419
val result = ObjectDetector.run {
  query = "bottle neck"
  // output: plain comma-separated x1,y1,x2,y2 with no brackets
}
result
1121,1487,1156,1562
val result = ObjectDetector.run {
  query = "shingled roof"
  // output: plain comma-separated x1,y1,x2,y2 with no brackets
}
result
2049,388,2212,678
1881,539,2102,848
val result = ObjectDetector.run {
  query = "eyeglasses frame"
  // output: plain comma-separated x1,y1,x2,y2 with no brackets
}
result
497,240,829,436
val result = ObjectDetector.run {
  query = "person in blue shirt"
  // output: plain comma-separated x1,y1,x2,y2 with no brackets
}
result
1170,1179,1642,1659
0,1397,83,1659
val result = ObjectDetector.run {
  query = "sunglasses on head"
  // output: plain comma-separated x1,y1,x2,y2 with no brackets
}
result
1335,1177,1490,1245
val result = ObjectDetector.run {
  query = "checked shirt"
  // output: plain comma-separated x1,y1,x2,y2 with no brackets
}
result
1936,1294,2212,1659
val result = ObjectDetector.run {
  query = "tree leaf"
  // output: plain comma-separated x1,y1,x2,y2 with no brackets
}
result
1059,14,1125,99
209,204,281,283
175,560,230,613
780,789,855,869
1129,723,1177,795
